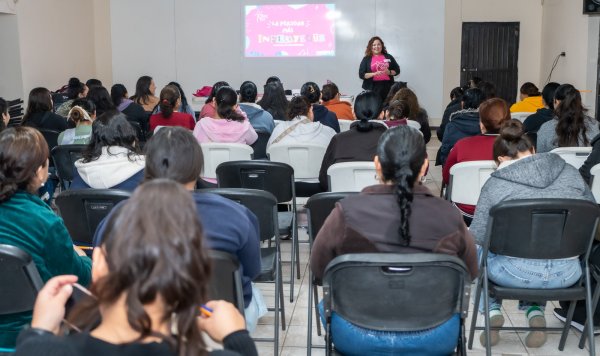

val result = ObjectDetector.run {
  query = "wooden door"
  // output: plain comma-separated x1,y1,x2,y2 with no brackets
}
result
461,22,520,104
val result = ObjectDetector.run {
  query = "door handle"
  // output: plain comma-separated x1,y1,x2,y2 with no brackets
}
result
462,68,478,72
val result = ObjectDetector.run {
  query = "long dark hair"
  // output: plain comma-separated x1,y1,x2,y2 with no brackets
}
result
111,84,128,107
205,81,229,104
0,126,49,202
87,86,116,117
392,88,421,120
257,81,289,120
81,110,140,163
493,119,534,164
144,127,203,183
239,81,258,103
168,82,190,112
354,90,382,132
542,82,560,110
159,85,180,118
300,82,321,104
23,87,52,123
132,76,154,106
382,82,406,109
215,87,244,122
287,96,311,120
554,84,589,147
67,77,86,99
70,179,211,356
377,126,426,246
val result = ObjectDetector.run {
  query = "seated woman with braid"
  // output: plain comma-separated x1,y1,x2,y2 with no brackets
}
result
310,125,478,355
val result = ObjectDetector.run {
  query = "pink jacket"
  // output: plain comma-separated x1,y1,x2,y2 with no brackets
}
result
193,117,258,145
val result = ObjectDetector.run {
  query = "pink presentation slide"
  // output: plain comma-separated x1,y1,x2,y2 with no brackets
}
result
245,4,336,57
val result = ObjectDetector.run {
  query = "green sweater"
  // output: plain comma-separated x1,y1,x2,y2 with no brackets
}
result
0,191,92,348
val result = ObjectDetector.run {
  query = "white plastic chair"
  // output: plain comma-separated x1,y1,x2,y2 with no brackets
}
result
550,147,592,169
338,120,353,132
267,143,327,180
447,160,497,206
153,125,166,133
510,112,531,122
590,164,600,203
200,143,253,180
406,120,421,130
327,161,378,192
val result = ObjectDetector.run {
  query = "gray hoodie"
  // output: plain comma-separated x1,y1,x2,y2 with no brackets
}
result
470,153,595,245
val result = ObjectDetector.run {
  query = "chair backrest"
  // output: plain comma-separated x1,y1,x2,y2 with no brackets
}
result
198,188,278,242
267,143,326,179
0,244,44,315
338,120,352,132
306,192,357,243
207,250,245,315
510,112,531,122
201,143,254,180
216,160,294,203
485,199,600,259
406,119,421,130
591,163,600,202
550,147,592,169
447,160,496,205
251,131,271,160
323,253,468,331
127,120,146,142
51,144,86,190
54,189,132,245
327,161,378,192
39,129,61,166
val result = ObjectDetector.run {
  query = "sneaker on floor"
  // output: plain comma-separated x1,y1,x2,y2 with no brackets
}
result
480,312,505,347
525,314,547,348
553,308,600,334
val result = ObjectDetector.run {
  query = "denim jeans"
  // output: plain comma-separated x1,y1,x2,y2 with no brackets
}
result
318,301,460,356
477,245,582,311
244,283,268,333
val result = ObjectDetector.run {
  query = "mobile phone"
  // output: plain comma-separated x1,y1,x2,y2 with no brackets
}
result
65,283,94,312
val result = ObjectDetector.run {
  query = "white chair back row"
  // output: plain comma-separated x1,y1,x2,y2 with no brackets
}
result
267,143,326,180
550,147,592,169
448,160,497,206
200,143,253,180
327,161,378,192
589,163,600,203
510,112,531,122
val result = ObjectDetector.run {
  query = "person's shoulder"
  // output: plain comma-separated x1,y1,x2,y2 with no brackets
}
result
194,192,252,217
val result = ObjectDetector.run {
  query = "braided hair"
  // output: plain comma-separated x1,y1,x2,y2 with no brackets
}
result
376,126,426,246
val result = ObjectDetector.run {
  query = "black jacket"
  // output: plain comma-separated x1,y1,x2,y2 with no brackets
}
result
22,111,68,132
358,53,400,90
579,133,600,184
437,99,462,141
436,109,480,166
312,104,340,133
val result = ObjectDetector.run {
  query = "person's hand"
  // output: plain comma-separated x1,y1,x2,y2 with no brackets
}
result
197,300,246,342
31,275,78,334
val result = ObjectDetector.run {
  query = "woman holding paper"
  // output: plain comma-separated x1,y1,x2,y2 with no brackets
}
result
358,36,400,103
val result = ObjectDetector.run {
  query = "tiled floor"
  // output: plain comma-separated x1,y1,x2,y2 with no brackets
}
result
251,135,597,355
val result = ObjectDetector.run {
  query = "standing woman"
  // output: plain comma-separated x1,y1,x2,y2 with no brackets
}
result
358,36,400,103
131,75,159,112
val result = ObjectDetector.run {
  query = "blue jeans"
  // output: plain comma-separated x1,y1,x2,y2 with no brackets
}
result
477,246,582,311
318,301,460,356
244,283,268,333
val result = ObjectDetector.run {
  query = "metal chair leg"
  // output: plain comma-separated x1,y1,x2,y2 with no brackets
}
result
482,272,492,356
468,276,483,349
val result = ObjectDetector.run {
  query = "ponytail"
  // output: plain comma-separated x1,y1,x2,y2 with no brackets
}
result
554,84,588,147
377,126,426,246
215,86,244,122
354,90,382,132
159,85,180,118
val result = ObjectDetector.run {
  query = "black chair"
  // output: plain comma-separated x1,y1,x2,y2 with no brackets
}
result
251,131,271,160
468,199,600,356
198,188,284,355
54,189,131,248
7,99,23,127
306,192,357,354
322,253,470,356
216,160,300,302
127,120,146,143
51,144,86,190
207,250,245,315
38,128,61,167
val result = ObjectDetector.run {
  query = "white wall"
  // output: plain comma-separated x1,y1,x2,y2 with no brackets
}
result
0,13,23,100
540,0,599,117
110,0,446,118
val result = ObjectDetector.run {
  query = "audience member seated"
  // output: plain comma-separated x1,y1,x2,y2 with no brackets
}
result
579,132,600,184
442,98,510,220
321,82,353,120
85,78,102,91
92,127,267,332
57,99,96,145
257,80,289,121
130,75,159,112
0,127,91,349
149,85,196,132
510,82,544,113
310,125,477,355
392,88,431,142
380,99,408,128
14,180,258,356
238,81,275,134
381,81,406,112
437,87,463,141
55,78,89,117
199,81,229,119
469,120,594,348
523,82,560,147
536,84,599,153
111,84,149,133
319,90,387,191
194,86,258,145
71,110,144,191
436,88,485,166
86,86,116,117
301,82,340,133
153,81,196,118
21,87,68,132
0,97,9,131
478,81,497,100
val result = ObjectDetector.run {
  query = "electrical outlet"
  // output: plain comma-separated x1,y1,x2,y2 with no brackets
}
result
560,51,566,56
